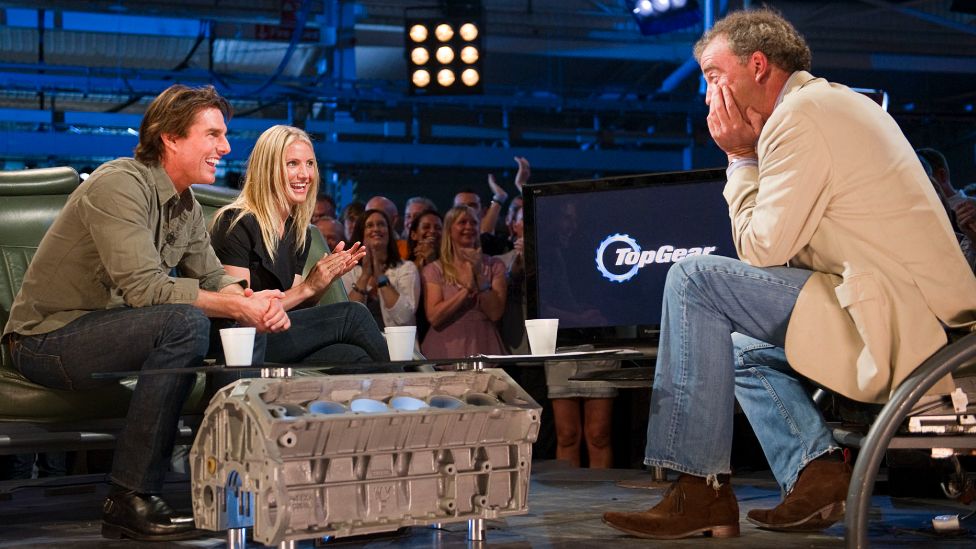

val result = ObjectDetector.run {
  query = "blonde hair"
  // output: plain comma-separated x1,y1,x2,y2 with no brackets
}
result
439,205,480,286
212,125,318,261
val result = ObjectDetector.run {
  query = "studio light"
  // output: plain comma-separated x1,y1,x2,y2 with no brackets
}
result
459,22,478,41
434,23,454,41
435,46,455,64
461,68,479,86
408,24,427,42
437,69,456,87
411,47,429,65
460,45,479,64
405,12,484,95
628,0,700,35
412,69,431,88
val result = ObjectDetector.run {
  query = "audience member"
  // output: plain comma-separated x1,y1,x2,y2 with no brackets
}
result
407,209,444,271
314,215,345,252
365,195,400,235
497,194,527,354
341,209,421,331
421,206,507,358
402,196,437,240
2,84,290,541
917,147,976,239
454,189,509,255
500,199,617,468
603,9,976,540
341,200,365,245
407,209,443,343
311,193,337,224
917,152,976,272
544,353,618,468
210,125,389,365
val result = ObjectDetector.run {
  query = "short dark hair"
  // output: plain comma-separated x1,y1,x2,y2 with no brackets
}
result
135,84,232,165
694,8,811,73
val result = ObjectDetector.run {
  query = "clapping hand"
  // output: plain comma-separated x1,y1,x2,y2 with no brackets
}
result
305,241,365,293
415,237,437,265
513,156,530,194
487,173,508,204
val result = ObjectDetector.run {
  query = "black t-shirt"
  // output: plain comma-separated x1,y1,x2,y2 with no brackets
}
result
210,209,311,292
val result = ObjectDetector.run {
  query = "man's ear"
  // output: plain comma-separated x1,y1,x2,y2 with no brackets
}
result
751,51,770,83
161,132,179,154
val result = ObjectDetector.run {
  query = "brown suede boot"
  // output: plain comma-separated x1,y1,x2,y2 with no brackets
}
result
747,456,852,532
603,474,740,539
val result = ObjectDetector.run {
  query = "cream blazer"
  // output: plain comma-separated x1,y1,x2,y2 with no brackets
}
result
724,71,976,403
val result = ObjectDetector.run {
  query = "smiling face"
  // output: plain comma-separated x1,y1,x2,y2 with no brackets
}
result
411,212,443,244
363,211,390,249
161,107,230,192
450,210,479,249
282,140,316,208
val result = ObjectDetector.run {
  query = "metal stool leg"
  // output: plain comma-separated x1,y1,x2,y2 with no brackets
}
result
845,333,976,549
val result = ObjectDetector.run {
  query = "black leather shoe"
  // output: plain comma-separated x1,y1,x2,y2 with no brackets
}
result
101,486,201,541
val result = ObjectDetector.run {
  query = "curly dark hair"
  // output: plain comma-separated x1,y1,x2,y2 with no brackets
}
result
694,7,811,73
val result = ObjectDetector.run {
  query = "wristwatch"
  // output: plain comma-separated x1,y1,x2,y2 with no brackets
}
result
376,275,390,288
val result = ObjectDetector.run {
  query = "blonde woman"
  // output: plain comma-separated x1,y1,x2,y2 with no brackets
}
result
210,125,389,364
420,205,507,358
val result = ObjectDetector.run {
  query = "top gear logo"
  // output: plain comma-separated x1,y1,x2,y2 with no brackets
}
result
595,234,718,283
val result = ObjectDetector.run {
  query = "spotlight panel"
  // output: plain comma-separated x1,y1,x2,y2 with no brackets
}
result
405,16,483,95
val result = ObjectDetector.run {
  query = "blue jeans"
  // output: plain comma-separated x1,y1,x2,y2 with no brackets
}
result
644,255,837,493
12,304,209,494
732,333,839,492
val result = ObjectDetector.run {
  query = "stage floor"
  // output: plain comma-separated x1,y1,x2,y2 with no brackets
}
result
0,461,973,548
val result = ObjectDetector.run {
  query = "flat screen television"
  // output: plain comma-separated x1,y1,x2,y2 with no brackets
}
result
523,168,736,346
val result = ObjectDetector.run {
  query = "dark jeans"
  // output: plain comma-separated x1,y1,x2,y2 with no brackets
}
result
265,302,390,365
206,301,395,392
0,453,67,480
12,304,209,494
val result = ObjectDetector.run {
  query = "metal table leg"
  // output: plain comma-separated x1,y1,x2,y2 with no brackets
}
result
468,518,486,541
227,527,246,548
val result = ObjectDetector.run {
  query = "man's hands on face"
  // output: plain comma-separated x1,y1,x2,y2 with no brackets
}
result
706,85,763,161
239,289,290,333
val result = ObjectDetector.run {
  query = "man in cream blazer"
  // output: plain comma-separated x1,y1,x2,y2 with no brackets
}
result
603,8,976,541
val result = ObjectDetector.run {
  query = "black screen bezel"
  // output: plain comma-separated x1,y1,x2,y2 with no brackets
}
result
523,167,728,346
